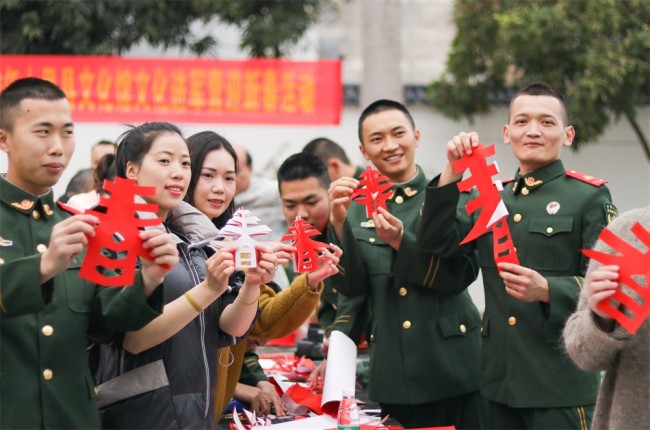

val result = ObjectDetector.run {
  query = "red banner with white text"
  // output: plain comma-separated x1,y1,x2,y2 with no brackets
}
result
0,55,342,124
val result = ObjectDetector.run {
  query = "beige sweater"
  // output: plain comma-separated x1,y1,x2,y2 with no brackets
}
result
563,207,650,430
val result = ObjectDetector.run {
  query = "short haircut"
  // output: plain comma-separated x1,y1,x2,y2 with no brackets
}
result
302,137,351,164
93,140,116,149
277,153,330,192
509,82,569,125
65,168,94,195
0,77,67,131
357,99,415,143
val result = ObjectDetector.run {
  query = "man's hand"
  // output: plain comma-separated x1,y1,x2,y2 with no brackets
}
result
307,358,327,393
328,176,359,239
439,131,480,187
372,207,403,250
40,214,98,283
234,381,285,417
257,380,286,417
140,229,179,291
307,245,343,289
497,262,550,303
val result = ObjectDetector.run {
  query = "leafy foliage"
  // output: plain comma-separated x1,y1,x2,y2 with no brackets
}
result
0,0,324,57
429,0,650,158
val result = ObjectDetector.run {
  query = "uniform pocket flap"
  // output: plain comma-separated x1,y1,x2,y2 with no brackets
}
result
438,308,481,338
529,216,573,237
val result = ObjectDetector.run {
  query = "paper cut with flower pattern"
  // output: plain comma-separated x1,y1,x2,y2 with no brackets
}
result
351,165,394,218
281,216,331,273
452,143,519,265
216,207,272,269
77,177,162,286
583,222,650,334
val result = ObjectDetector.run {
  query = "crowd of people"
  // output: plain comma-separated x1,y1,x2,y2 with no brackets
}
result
0,76,647,430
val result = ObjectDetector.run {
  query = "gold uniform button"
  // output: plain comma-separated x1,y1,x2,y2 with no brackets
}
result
513,213,522,222
395,195,404,205
32,210,41,220
521,187,530,196
370,334,375,342
402,320,411,329
43,369,53,380
332,288,337,294
480,326,484,334
399,287,407,297
42,325,54,336
459,324,467,334
546,227,554,234
36,244,47,253
0,258,4,265
508,316,517,326
94,387,100,396
369,237,376,243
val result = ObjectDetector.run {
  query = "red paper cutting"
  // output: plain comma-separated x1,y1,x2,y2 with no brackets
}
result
452,144,519,265
351,166,394,218
582,222,650,334
79,177,163,287
281,216,331,273
216,207,272,269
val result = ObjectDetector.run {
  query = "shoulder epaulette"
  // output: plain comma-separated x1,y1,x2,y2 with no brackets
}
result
565,170,607,187
502,177,515,184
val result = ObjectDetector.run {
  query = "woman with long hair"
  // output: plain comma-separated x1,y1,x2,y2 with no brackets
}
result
98,123,277,429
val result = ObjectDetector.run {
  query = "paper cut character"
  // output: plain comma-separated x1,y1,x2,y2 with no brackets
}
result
217,207,272,269
76,177,162,286
351,165,394,218
583,221,650,334
281,216,331,273
452,143,519,265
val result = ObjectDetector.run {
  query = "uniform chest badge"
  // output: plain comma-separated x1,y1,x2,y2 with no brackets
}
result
0,236,13,247
360,219,375,228
546,201,560,215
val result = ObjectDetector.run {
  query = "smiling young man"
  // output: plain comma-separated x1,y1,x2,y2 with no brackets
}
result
327,99,483,429
418,82,617,429
277,153,370,384
0,77,177,429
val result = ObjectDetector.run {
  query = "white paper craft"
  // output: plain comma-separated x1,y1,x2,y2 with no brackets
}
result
321,330,358,415
215,207,272,269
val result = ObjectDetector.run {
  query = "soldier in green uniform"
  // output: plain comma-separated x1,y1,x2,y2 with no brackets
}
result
327,99,483,429
0,77,179,429
418,82,617,429
277,153,370,387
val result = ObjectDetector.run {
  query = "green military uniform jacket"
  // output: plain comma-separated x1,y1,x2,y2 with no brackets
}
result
0,175,164,429
329,166,481,405
418,160,616,408
239,350,268,386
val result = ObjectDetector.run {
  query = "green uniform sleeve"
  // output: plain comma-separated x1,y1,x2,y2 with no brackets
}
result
418,176,478,258
327,292,370,344
239,350,268,386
